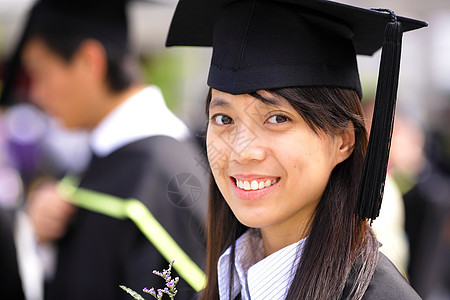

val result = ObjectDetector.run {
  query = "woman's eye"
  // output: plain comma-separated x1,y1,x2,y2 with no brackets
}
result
212,114,233,125
266,115,289,124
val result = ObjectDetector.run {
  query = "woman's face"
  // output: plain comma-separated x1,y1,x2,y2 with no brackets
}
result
207,89,351,235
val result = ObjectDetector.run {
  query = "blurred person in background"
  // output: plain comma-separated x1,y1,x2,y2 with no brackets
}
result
368,97,450,299
401,126,450,299
0,0,207,299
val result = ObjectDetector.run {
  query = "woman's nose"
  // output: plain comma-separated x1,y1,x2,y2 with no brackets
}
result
228,124,266,163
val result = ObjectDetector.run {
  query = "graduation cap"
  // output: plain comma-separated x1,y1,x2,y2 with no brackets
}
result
166,0,427,221
0,0,130,107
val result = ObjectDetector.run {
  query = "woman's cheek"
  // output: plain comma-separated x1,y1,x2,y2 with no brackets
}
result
206,132,230,175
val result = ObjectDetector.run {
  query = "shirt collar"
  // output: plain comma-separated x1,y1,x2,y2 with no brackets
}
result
89,86,189,157
217,229,306,300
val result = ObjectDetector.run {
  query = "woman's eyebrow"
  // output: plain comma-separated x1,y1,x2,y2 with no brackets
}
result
209,94,288,111
251,92,288,108
209,97,231,109
259,96,282,107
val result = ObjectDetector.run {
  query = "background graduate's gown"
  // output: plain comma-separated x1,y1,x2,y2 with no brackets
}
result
46,135,207,300
0,208,25,300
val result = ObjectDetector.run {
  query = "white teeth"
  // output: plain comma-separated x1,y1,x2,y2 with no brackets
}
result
251,180,258,190
235,178,279,191
243,181,251,190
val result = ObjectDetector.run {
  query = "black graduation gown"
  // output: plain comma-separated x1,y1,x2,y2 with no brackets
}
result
342,253,422,299
0,208,25,300
46,135,207,300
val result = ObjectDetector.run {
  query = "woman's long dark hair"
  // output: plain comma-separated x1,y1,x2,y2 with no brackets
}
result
201,87,379,300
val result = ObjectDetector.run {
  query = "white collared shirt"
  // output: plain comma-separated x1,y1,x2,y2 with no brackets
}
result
90,85,190,157
218,229,306,300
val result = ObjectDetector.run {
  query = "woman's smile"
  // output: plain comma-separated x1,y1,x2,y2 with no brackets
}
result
229,175,281,200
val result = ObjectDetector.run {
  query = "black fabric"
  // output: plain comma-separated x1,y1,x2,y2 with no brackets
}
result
166,0,426,97
342,253,422,300
208,0,361,97
166,0,426,53
45,136,207,300
356,18,403,221
0,208,25,300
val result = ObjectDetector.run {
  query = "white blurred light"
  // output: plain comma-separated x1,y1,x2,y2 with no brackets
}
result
43,119,91,174
430,11,450,93
5,104,47,144
0,167,23,208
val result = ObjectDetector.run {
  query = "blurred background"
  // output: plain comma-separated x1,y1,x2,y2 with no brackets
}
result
0,0,449,299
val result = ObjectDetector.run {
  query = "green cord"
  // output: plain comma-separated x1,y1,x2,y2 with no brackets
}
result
58,177,206,292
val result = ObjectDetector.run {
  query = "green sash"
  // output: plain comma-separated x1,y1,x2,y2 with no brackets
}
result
57,177,206,292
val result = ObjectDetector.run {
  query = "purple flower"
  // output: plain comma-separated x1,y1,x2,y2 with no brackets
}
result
123,260,178,300
143,287,156,296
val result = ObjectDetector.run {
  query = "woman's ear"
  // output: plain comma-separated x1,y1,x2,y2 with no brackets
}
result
336,121,356,164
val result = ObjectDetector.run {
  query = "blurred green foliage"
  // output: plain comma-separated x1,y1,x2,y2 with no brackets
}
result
140,50,186,114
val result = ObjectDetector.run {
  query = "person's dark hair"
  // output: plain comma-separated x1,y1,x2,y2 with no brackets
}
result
27,28,135,93
201,86,379,300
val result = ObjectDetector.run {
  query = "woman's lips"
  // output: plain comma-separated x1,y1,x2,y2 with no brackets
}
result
234,177,280,191
230,176,281,200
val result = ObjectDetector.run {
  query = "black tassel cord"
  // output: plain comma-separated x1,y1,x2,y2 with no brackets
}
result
356,10,403,222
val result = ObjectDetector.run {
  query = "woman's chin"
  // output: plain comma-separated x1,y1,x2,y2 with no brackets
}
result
233,211,272,229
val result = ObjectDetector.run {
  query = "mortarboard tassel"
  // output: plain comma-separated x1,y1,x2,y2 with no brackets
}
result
356,9,403,222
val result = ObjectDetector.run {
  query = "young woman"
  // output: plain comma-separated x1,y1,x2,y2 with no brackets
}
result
167,0,427,299
206,87,374,299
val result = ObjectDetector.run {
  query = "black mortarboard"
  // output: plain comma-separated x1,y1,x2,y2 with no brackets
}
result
0,0,129,106
166,0,427,221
